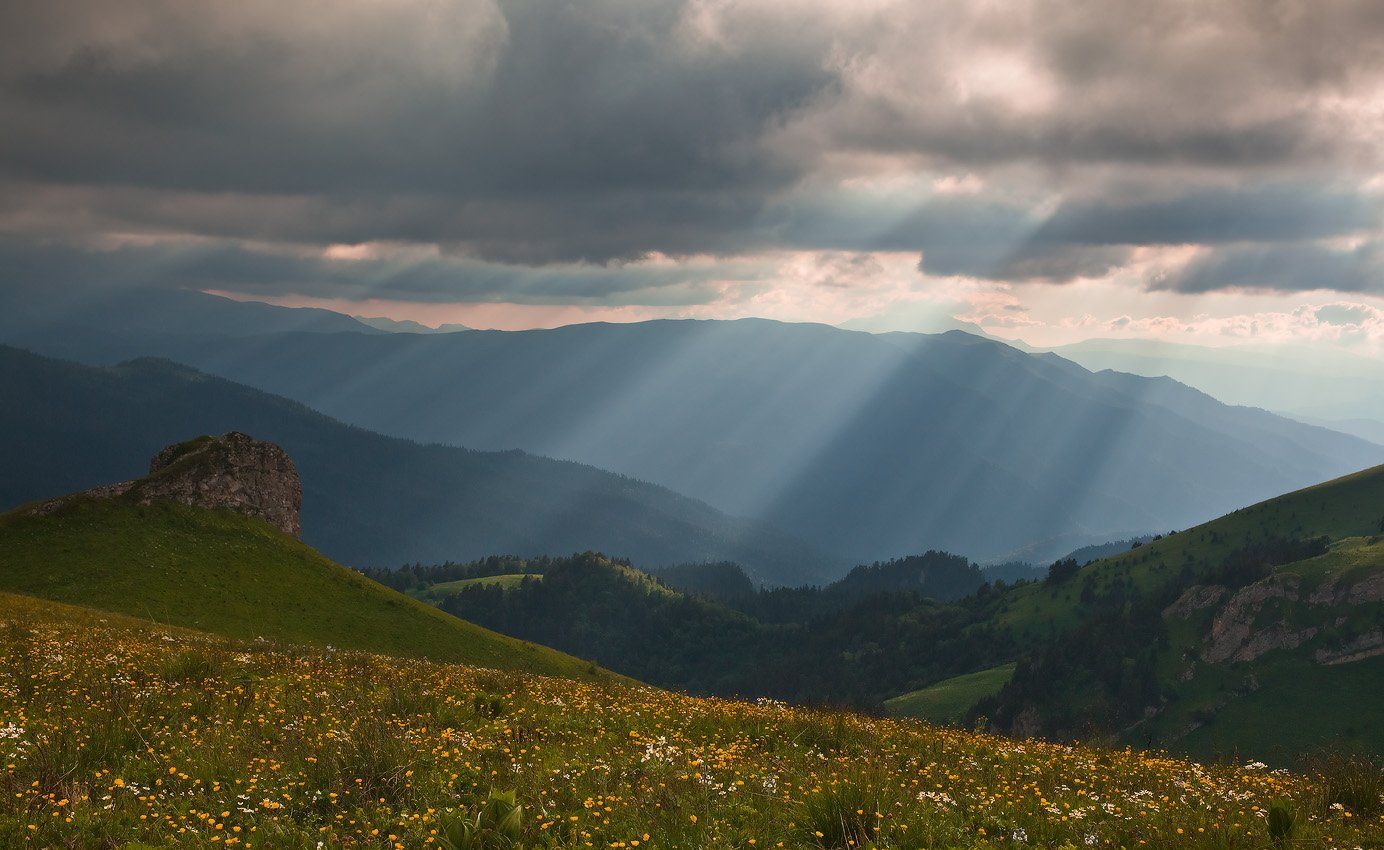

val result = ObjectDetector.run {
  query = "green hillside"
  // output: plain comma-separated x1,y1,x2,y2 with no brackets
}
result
409,552,1015,709
0,496,604,680
997,463,1384,636
967,465,1384,758
1147,535,1384,760
361,468,1382,761
884,663,1016,724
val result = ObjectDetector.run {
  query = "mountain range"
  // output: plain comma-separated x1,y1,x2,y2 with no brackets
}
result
6,287,1378,565
5,285,1382,571
0,282,378,337
0,345,831,582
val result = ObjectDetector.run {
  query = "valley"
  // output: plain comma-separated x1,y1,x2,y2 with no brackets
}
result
381,466,1384,762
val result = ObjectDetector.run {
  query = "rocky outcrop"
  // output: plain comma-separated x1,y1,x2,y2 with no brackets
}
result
1186,565,1383,667
36,432,302,536
1163,585,1226,619
1227,624,1318,663
1202,575,1302,664
1309,571,1384,606
1346,571,1384,606
1314,630,1384,665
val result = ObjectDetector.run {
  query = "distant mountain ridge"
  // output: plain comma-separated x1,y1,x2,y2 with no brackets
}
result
1049,337,1384,425
0,283,378,337
353,315,473,334
2,286,1380,569
15,313,1379,565
0,346,834,583
1287,414,1384,447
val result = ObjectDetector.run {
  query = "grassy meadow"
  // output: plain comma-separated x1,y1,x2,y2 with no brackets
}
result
2,593,1380,849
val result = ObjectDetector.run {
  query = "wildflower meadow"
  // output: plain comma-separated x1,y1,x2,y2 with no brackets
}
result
1,597,1379,849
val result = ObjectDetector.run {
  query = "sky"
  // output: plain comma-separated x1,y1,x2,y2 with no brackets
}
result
2,0,1383,351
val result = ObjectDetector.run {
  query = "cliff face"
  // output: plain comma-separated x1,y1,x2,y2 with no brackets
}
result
42,432,302,536
136,433,302,536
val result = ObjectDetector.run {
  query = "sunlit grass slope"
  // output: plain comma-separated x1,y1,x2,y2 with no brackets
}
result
0,497,601,680
415,573,543,602
1,592,1380,849
884,663,1016,724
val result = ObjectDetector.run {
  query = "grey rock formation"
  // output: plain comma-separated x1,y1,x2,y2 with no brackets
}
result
1314,630,1384,665
1202,575,1302,664
1186,566,1383,667
36,432,302,536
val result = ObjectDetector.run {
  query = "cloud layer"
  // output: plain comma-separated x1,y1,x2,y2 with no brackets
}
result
2,0,1383,319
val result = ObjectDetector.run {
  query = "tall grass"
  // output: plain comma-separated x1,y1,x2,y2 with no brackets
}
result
1305,750,1384,817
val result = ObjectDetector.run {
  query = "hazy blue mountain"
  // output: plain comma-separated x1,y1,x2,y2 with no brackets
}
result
980,561,1048,584
12,314,1378,566
1059,535,1158,565
0,283,377,338
1049,337,1384,424
353,316,473,334
839,314,1034,346
0,346,833,583
1284,414,1384,446
985,530,1156,570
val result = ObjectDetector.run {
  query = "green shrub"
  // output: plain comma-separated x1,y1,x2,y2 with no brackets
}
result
1267,801,1296,844
441,789,524,850
473,692,507,718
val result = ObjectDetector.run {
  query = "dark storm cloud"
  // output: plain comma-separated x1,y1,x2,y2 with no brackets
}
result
0,181,778,265
1155,242,1384,294
764,183,1379,282
0,238,740,305
0,0,832,263
0,1,820,195
923,184,1382,282
1,0,1383,299
754,189,1115,281
1030,186,1382,248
